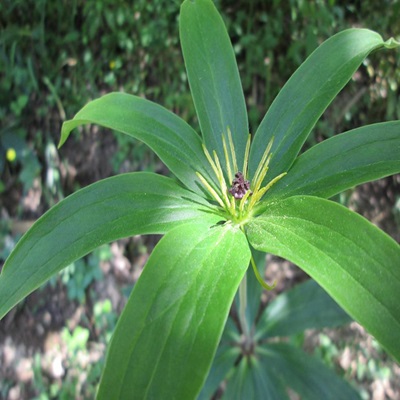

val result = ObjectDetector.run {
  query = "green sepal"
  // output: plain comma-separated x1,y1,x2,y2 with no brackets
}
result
250,29,386,183
97,221,251,399
60,93,215,195
268,121,400,200
0,173,218,320
247,195,400,362
180,0,248,169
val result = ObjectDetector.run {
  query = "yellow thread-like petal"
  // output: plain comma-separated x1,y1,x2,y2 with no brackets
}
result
196,172,226,209
239,189,252,216
202,144,220,179
227,127,238,173
213,150,231,208
222,134,233,183
242,134,251,179
253,138,273,186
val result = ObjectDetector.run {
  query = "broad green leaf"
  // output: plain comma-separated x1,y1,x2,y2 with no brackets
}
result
180,0,248,168
198,346,239,400
268,121,400,200
222,357,253,399
247,196,400,362
0,173,218,320
255,279,352,340
250,357,290,400
249,29,391,182
223,356,289,400
258,343,361,399
59,93,215,195
97,221,250,400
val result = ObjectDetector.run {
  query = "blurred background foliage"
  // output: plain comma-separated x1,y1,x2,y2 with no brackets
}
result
0,0,399,398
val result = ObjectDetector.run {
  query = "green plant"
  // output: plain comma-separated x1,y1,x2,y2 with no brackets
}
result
31,326,99,400
1,0,399,398
93,299,118,344
198,253,360,398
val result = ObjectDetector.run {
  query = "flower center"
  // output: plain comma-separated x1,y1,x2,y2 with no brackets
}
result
229,172,251,200
196,128,286,224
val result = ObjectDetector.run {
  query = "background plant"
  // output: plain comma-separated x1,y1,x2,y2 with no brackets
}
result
1,1,399,200
0,0,400,400
198,253,360,399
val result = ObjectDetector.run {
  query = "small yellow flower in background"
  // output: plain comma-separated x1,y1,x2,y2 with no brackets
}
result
6,148,17,162
109,60,116,70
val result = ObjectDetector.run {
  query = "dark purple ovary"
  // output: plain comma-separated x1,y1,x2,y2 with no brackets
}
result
229,172,252,200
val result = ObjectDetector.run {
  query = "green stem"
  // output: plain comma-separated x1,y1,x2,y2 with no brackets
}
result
250,254,276,291
238,273,249,337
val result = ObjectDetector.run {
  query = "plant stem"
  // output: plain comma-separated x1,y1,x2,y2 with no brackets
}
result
250,254,276,291
238,273,249,338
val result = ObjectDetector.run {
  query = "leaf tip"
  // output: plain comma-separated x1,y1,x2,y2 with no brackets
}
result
384,37,400,49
